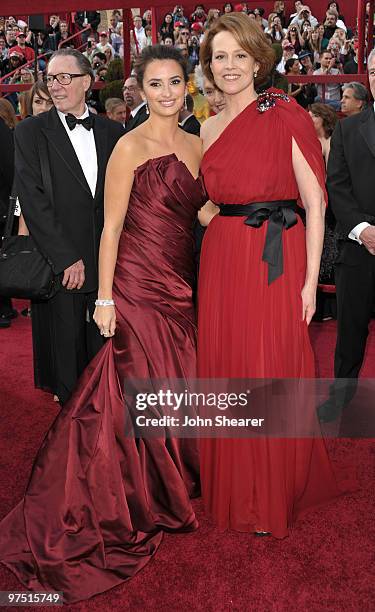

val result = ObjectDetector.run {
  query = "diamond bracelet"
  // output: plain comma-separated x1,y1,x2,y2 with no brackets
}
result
95,299,115,307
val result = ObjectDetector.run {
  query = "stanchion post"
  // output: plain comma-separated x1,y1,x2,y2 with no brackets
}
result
357,0,367,73
122,7,132,79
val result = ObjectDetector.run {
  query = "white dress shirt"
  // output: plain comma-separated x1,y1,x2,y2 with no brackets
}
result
179,113,194,127
57,105,98,197
132,26,148,50
347,104,375,243
130,101,146,118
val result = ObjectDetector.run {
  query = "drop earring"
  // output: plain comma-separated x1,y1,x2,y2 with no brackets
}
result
145,100,149,115
184,93,187,109
254,70,258,79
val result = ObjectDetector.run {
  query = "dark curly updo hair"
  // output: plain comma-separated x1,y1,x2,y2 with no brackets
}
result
309,102,338,138
134,45,189,88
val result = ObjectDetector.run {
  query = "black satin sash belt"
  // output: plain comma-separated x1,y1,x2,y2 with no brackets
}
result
218,200,300,284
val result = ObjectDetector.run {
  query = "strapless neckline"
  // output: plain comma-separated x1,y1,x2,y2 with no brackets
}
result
134,153,200,183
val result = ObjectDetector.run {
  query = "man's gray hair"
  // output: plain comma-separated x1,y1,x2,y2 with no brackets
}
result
48,48,94,86
342,81,369,108
105,97,126,113
368,48,375,68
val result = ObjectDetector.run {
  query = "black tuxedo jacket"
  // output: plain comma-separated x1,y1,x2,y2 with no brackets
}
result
180,114,201,136
327,107,375,254
0,117,14,220
15,107,124,293
125,104,149,133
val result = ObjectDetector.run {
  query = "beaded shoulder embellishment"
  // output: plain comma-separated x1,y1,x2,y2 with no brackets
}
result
257,91,290,113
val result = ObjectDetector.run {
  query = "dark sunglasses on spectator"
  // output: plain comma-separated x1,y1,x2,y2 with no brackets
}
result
46,72,85,86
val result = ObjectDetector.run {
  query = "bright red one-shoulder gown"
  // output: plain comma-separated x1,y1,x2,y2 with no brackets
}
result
198,91,344,538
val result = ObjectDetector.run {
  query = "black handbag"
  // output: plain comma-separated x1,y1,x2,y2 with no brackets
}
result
0,134,60,300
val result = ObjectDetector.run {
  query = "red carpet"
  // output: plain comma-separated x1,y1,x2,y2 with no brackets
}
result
0,304,374,611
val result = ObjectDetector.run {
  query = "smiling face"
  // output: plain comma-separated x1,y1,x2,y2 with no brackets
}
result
47,55,91,116
141,59,186,118
210,30,259,96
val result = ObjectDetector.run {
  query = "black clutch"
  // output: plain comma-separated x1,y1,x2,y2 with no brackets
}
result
0,233,59,300
0,134,60,301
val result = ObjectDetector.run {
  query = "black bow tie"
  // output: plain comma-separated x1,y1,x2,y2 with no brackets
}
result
65,113,94,131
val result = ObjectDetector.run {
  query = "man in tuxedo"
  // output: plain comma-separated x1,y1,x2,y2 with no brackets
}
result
179,94,201,136
0,117,15,329
321,50,375,421
15,48,124,404
123,76,148,132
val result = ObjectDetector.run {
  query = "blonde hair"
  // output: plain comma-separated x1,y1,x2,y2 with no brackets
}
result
200,13,275,84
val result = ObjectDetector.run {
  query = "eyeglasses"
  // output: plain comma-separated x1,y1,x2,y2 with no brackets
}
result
46,72,85,87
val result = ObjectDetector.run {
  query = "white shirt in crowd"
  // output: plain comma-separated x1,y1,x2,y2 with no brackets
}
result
264,27,287,41
277,54,298,73
313,67,341,100
348,103,375,243
57,105,98,197
132,26,148,50
289,13,318,28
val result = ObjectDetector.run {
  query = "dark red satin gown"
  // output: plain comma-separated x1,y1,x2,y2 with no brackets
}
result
0,155,206,603
198,91,342,538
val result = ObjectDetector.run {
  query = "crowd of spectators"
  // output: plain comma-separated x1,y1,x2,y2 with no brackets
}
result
0,3,374,332
0,3,373,118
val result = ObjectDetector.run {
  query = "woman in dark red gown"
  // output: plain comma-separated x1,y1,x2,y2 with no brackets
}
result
0,46,206,603
197,14,344,538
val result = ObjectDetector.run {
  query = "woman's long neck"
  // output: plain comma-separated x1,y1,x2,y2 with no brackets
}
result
146,112,180,146
224,86,258,121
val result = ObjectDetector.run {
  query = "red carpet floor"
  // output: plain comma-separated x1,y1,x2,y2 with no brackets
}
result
0,304,374,611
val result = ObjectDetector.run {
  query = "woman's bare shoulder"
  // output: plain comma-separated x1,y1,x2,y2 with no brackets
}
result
110,131,147,170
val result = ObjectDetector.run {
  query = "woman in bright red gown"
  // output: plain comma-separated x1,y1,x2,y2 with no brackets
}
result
197,14,344,538
0,46,206,602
